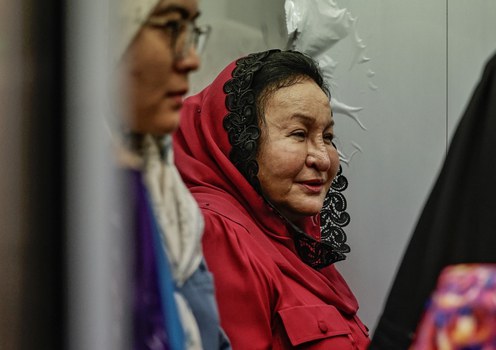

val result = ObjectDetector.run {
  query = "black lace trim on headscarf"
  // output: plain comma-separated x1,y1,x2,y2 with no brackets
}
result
319,166,351,257
222,50,350,269
223,50,280,193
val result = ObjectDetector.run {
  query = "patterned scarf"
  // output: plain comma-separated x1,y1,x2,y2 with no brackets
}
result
142,134,204,286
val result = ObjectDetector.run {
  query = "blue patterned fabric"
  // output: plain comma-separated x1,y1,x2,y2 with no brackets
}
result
131,169,184,350
178,260,231,350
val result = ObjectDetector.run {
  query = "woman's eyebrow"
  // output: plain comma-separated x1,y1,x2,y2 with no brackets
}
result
152,5,199,19
290,113,314,124
290,113,334,128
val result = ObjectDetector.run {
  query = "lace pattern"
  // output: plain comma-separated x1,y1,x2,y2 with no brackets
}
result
222,50,351,269
291,165,350,269
223,50,280,192
320,166,351,259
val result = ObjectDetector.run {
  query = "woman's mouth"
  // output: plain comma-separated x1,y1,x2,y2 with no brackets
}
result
167,90,188,105
299,180,325,194
169,95,183,106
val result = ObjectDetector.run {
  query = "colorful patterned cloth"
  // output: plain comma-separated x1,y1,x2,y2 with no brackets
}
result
411,264,496,350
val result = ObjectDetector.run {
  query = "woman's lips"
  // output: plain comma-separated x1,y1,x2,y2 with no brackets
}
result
169,94,184,106
167,90,188,105
299,180,325,194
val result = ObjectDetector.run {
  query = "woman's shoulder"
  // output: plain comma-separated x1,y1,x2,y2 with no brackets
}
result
195,191,282,273
193,191,258,233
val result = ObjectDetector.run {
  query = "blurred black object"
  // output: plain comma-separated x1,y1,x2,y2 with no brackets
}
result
19,0,66,349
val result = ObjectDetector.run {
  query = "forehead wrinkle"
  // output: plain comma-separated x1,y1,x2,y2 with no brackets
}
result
265,82,332,128
289,112,333,129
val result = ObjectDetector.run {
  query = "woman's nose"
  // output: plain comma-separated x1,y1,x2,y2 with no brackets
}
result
175,46,201,72
306,144,331,171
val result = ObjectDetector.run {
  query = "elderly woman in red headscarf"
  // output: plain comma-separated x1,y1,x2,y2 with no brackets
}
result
174,49,370,349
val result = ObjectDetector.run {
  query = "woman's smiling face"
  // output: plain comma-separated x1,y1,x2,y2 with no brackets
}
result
256,78,339,225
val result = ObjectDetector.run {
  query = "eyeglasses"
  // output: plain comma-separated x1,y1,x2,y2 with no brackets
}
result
146,18,211,60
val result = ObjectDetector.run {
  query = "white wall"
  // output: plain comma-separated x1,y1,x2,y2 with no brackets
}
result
447,2,496,139
190,0,287,94
332,0,496,331
330,0,448,331
193,0,496,332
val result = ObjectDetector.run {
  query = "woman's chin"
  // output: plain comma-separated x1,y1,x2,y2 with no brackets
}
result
151,110,181,135
281,206,323,225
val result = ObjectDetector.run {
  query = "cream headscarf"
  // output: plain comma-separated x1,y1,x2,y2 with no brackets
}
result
117,0,160,58
142,135,204,350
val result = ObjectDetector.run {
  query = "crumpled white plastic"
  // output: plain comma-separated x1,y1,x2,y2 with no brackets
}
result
284,0,372,164
285,0,353,56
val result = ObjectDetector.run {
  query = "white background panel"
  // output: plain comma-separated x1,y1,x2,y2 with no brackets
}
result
331,0,446,331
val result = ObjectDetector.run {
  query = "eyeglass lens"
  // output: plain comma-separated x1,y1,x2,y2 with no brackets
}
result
176,24,210,59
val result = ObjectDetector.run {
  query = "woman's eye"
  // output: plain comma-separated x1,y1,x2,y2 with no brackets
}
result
149,19,184,36
291,131,306,140
323,133,334,144
163,20,181,34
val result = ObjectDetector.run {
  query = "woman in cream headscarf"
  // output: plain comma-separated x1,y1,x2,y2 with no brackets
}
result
116,1,228,349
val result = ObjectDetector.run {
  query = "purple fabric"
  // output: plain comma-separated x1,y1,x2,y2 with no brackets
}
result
130,170,170,350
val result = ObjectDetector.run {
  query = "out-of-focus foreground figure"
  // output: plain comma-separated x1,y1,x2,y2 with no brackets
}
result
116,0,228,349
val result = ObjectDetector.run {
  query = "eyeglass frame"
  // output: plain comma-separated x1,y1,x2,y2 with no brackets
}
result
145,17,211,60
